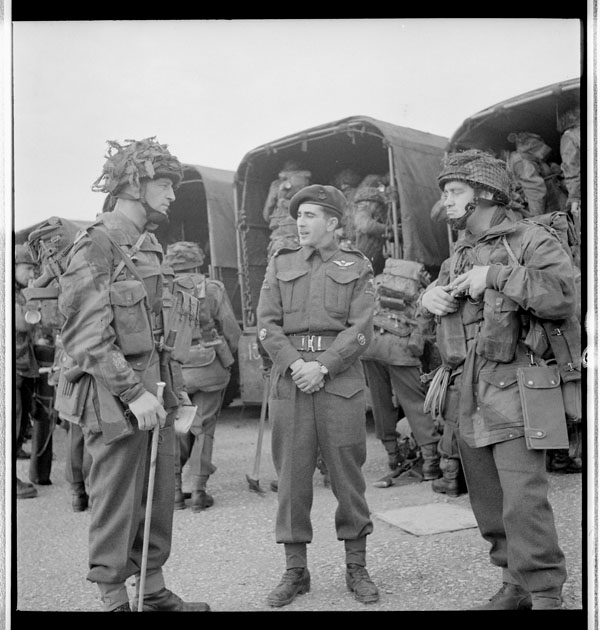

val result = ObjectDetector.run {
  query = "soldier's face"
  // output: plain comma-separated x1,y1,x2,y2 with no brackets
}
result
297,204,337,248
143,177,176,214
442,182,474,220
15,263,36,287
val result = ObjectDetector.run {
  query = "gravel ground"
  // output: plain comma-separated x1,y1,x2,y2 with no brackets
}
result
11,401,586,623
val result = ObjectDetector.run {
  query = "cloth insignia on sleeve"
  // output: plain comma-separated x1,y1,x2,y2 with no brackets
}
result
333,260,356,268
357,333,366,346
365,278,376,296
109,351,129,371
259,328,267,341
261,279,270,290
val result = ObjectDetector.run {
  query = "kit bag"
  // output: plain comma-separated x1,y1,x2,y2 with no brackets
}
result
181,344,230,394
517,364,569,450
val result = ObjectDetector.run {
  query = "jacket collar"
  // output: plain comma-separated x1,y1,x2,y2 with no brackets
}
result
302,239,339,262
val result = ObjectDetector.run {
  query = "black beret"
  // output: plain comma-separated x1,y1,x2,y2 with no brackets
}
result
289,184,346,220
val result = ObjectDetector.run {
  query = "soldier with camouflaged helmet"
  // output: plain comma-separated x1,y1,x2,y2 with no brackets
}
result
57,137,210,612
257,184,380,608
163,241,241,513
420,149,575,610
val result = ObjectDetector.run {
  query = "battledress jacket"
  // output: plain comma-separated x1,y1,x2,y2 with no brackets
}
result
422,211,577,448
58,210,178,430
256,241,375,378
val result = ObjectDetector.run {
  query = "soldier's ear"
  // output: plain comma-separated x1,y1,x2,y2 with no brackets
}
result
327,216,339,232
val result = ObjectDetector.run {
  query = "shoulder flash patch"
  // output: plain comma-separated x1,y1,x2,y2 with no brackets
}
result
339,243,370,261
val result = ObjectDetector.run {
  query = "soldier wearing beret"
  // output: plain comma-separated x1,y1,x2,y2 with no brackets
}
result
256,184,380,607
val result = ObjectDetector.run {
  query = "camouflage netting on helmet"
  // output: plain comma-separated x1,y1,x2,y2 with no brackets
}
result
164,241,205,271
91,137,184,195
437,149,511,206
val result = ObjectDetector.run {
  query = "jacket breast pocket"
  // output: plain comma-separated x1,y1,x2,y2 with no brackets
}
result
276,269,309,313
324,268,360,314
110,280,154,356
476,289,521,363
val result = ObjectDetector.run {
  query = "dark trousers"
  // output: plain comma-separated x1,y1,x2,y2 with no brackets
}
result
362,360,439,448
65,421,92,490
458,435,567,594
269,363,373,545
83,419,176,586
175,388,225,490
15,374,34,452
28,376,54,484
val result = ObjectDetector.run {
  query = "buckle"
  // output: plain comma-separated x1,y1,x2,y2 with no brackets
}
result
301,335,321,352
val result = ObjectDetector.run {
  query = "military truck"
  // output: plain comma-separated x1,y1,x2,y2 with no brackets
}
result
232,115,451,404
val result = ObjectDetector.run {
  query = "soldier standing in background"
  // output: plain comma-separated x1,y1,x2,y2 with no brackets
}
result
360,259,442,484
14,245,40,499
57,137,210,612
163,241,241,512
257,184,380,608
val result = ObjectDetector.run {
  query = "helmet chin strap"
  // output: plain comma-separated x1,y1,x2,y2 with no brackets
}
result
139,181,169,229
446,199,478,232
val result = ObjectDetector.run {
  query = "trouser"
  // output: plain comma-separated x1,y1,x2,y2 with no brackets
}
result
438,422,461,459
362,360,440,448
65,421,92,491
269,363,373,547
28,375,54,484
15,373,34,452
175,388,225,491
83,414,176,604
458,435,567,595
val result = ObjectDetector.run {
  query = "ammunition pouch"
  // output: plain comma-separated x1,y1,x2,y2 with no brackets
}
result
476,289,521,363
517,364,569,450
163,290,200,363
436,311,467,369
110,279,154,356
377,259,428,302
542,318,582,423
181,343,230,394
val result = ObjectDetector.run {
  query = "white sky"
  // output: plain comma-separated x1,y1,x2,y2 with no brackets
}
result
9,18,584,231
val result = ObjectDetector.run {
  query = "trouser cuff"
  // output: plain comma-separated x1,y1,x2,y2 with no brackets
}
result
284,543,307,568
344,536,366,566
97,582,129,611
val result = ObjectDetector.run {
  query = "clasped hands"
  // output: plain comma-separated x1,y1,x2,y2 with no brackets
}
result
421,265,490,317
290,359,325,395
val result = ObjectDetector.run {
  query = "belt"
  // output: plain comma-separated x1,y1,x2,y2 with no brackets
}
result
288,334,337,352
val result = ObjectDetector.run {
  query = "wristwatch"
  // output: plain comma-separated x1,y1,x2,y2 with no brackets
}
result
317,361,329,376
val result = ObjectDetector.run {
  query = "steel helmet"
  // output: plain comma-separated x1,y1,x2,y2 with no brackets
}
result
91,137,184,198
437,149,511,206
164,241,206,271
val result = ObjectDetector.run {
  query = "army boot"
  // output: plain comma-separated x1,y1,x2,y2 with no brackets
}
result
346,564,380,604
140,587,211,612
174,473,186,510
531,590,564,610
420,442,441,480
472,583,532,610
432,456,466,497
71,482,88,512
16,477,37,499
266,568,311,607
191,490,214,512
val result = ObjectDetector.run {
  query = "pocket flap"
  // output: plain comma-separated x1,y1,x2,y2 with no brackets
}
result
184,345,216,367
325,268,360,285
174,277,196,292
110,280,147,306
525,427,548,439
484,289,520,312
276,269,309,283
479,369,518,389
518,366,561,390
324,377,363,398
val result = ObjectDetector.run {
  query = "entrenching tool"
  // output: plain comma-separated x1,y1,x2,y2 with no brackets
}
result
137,381,166,612
246,373,270,494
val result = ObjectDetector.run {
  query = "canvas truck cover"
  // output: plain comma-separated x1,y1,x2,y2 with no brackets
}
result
234,115,450,329
447,77,580,154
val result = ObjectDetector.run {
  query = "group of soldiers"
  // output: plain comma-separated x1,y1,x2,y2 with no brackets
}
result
13,109,582,611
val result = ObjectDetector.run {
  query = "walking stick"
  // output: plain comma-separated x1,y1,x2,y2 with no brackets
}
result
246,373,269,493
137,381,166,612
